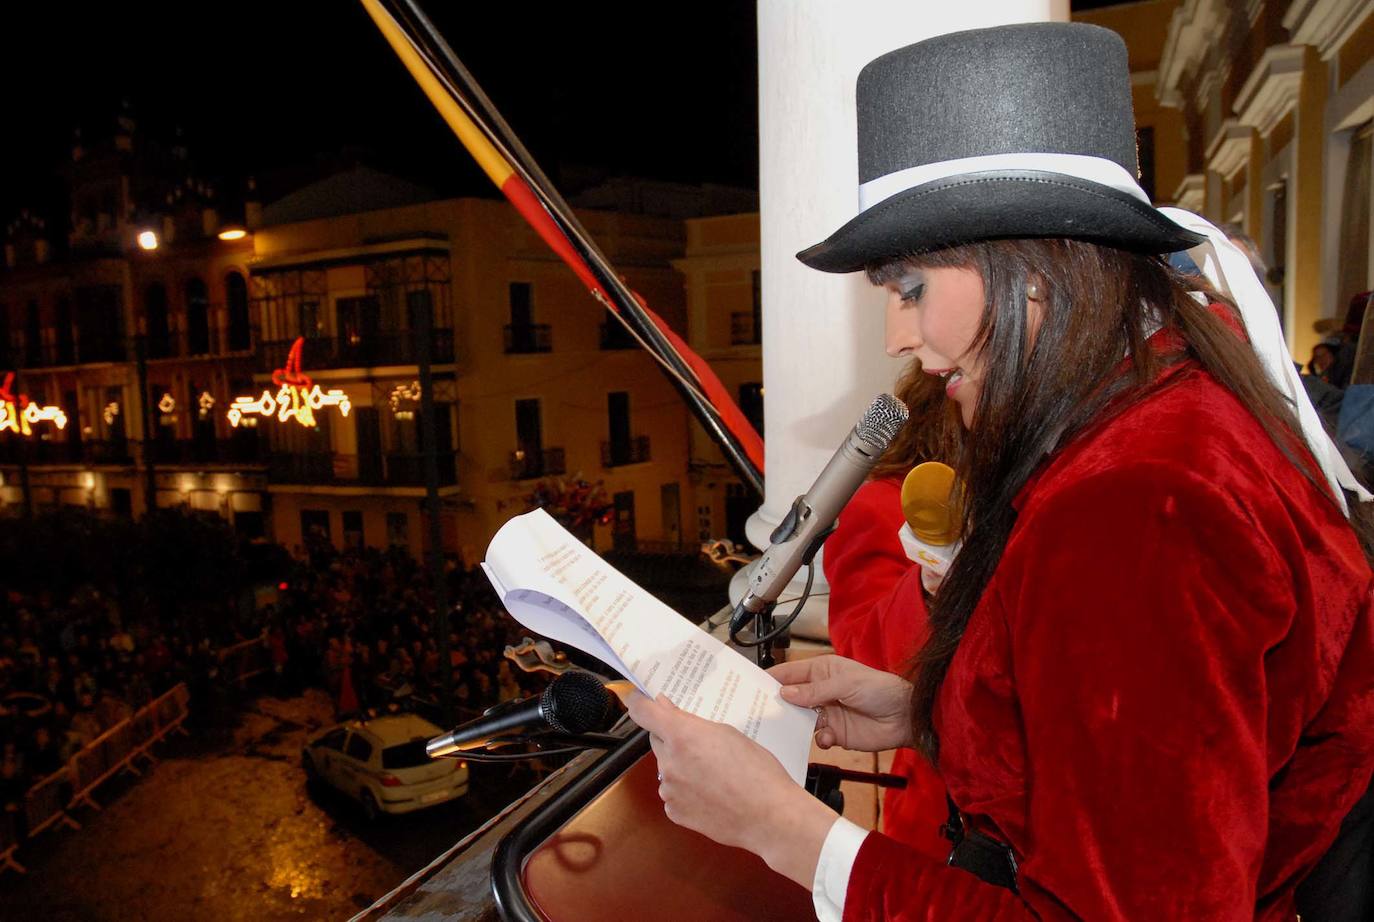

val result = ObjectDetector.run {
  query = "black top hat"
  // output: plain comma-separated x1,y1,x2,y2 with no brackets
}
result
797,22,1206,273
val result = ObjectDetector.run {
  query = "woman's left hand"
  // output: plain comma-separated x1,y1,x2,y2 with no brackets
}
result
625,691,840,888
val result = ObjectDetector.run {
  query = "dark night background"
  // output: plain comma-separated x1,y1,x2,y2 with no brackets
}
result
0,1,1125,227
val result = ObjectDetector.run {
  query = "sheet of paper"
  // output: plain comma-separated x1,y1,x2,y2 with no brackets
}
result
484,509,816,784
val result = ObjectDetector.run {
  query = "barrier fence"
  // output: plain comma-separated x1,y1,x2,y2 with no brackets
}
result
219,637,271,688
3,682,190,876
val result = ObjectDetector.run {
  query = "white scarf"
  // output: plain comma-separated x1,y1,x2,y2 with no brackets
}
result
1158,207,1372,517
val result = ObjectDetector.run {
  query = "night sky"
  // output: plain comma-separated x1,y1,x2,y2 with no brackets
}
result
1,1,1125,227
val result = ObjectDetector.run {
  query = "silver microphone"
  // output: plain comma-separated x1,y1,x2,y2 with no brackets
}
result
730,394,909,635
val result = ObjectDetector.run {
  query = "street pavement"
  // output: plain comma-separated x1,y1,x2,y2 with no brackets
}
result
0,691,542,922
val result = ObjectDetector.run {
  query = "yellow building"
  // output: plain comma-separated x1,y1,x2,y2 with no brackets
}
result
245,180,695,564
672,213,763,549
1151,0,1374,364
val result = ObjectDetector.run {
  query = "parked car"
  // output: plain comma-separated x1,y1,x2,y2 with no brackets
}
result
302,713,468,820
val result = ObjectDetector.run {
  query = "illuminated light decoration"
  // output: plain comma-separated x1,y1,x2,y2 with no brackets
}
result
103,402,121,426
389,380,421,421
197,391,215,418
0,372,68,436
158,393,177,414
227,337,351,429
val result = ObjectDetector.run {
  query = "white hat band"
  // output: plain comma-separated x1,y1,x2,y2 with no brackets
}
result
857,152,1152,213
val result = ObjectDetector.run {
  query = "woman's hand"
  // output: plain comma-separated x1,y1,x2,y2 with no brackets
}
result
625,692,839,889
768,654,915,752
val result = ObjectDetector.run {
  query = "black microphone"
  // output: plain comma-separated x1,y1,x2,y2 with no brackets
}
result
730,394,909,635
425,670,614,758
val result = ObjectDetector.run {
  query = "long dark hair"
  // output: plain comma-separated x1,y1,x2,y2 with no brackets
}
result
868,238,1364,763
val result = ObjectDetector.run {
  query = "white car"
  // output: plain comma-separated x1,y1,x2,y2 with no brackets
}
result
303,713,469,820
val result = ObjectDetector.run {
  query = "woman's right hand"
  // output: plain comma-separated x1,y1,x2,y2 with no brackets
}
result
768,655,915,752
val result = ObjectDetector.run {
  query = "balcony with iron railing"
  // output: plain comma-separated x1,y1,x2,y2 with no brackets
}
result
256,330,455,372
12,337,129,369
601,435,651,468
269,451,457,487
508,446,567,480
0,439,132,466
504,324,552,355
146,438,266,466
730,311,761,346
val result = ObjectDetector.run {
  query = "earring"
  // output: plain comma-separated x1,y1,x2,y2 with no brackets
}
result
1026,279,1045,301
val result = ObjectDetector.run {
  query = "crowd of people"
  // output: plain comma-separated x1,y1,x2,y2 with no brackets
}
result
0,530,553,830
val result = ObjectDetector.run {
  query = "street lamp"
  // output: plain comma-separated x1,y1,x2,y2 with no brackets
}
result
217,226,248,241
136,229,159,251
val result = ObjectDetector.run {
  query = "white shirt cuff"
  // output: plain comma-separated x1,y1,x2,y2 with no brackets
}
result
812,816,870,922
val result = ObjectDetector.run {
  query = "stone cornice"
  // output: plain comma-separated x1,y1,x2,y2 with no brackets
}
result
1284,0,1372,59
1234,45,1305,134
1157,0,1231,107
1206,119,1255,177
1173,173,1206,210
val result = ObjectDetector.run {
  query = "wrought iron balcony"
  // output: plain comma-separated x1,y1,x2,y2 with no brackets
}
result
601,435,651,468
269,451,456,487
146,439,266,466
508,446,567,480
504,323,552,354
13,337,129,368
256,331,455,372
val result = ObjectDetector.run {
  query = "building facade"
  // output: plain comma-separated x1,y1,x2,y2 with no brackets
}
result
1152,0,1374,364
1,131,703,563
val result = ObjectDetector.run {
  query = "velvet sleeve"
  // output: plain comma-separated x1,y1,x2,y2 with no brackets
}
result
844,465,1288,920
824,479,927,671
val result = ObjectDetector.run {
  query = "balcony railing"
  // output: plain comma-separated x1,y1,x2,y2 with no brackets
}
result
730,311,761,346
257,331,455,372
146,321,251,361
601,435,651,468
600,321,636,350
146,439,266,466
0,439,132,466
509,447,567,480
504,324,552,354
269,451,456,487
14,337,129,368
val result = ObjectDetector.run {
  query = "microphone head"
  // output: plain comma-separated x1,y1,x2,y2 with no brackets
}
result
856,393,910,451
901,461,961,545
540,670,615,734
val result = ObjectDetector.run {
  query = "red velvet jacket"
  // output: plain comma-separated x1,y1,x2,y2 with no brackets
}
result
825,478,950,861
844,364,1374,921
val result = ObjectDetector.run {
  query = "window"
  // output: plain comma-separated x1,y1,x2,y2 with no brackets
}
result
343,510,364,550
225,272,250,351
317,729,347,751
185,278,210,355
55,297,73,364
386,512,409,549
298,300,321,338
344,734,374,763
509,282,533,327
383,741,430,770
301,509,331,543
505,282,550,352
145,284,170,358
24,299,41,366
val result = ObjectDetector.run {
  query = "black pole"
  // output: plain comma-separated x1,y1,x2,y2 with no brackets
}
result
16,426,32,520
134,337,156,516
375,0,764,499
414,293,454,727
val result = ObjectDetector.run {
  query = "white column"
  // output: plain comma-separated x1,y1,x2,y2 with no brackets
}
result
748,0,1068,639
